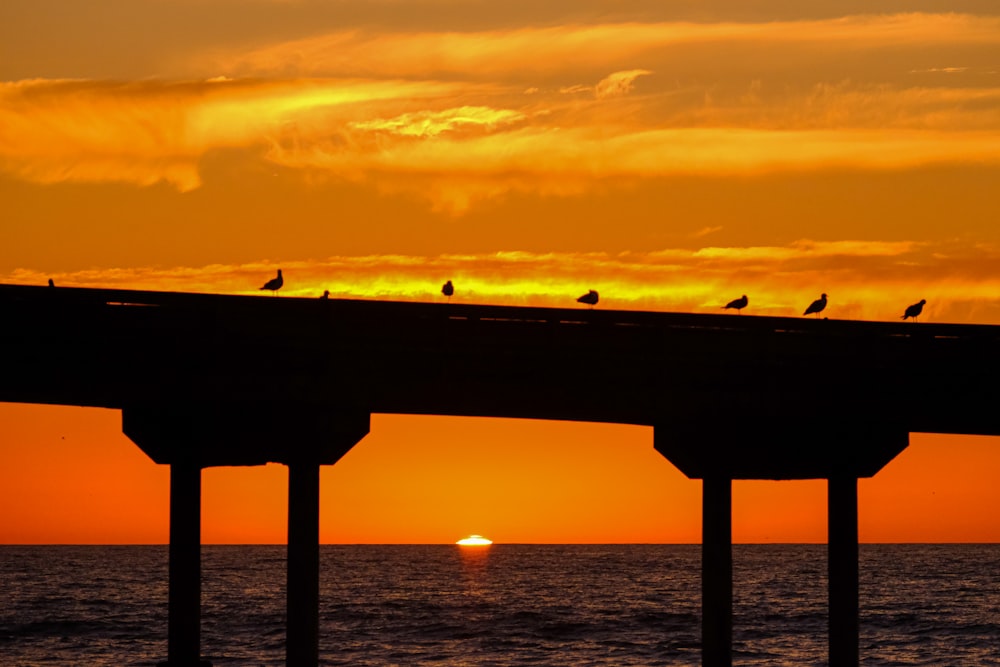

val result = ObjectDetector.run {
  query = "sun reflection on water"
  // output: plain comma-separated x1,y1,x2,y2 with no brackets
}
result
455,537,492,592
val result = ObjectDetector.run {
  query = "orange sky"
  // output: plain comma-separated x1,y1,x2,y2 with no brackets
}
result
1,0,999,543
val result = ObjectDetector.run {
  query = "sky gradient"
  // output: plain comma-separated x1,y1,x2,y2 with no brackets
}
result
2,0,999,543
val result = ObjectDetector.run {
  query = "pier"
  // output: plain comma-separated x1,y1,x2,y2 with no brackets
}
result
2,283,998,667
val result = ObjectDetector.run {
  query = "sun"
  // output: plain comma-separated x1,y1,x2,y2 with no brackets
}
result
456,534,493,546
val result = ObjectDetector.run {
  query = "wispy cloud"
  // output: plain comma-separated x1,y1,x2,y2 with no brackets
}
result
910,67,969,74
349,106,525,137
694,240,920,261
203,14,1000,80
268,126,1000,213
2,74,999,213
689,226,723,239
8,240,1000,324
595,69,653,99
3,12,999,211
0,77,466,190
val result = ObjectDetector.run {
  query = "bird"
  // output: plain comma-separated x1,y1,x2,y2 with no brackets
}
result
441,280,454,301
803,293,827,317
320,290,329,300
902,299,926,321
577,290,599,308
47,278,55,287
260,269,283,294
723,294,748,314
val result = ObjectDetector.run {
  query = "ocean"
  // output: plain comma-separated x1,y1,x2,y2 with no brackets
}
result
0,544,997,666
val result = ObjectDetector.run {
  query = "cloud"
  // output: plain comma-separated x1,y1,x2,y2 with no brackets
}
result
595,69,652,99
2,11,998,212
910,67,969,74
349,106,525,137
0,77,466,190
202,14,1000,81
7,240,1000,324
689,226,723,239
694,240,920,262
2,73,1000,212
267,125,1000,213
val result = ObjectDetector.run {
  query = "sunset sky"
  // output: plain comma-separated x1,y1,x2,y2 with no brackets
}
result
2,0,999,544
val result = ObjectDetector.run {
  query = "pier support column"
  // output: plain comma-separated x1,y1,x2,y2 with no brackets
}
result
163,462,210,667
828,476,859,667
125,404,368,665
702,476,733,667
287,461,321,667
655,420,906,667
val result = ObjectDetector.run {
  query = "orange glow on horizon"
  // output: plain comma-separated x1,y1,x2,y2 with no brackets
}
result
0,406,998,545
4,239,1000,325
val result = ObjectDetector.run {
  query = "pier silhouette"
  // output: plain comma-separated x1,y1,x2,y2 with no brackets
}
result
2,283,998,667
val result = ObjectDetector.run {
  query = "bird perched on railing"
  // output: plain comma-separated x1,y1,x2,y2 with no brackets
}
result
260,269,283,294
803,293,827,317
577,290,599,308
902,299,926,321
442,280,454,301
723,294,748,314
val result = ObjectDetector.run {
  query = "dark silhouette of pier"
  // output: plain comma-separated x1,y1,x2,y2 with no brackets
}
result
2,283,998,667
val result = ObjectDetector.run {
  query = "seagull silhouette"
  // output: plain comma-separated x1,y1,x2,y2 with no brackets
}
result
442,280,454,301
902,299,926,321
803,293,827,317
723,294,748,314
320,290,329,300
577,290,599,309
47,278,55,287
260,269,283,294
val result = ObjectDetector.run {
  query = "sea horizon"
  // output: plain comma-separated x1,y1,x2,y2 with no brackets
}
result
3,544,998,665
5,540,999,546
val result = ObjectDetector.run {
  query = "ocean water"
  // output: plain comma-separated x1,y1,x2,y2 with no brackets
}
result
0,544,997,666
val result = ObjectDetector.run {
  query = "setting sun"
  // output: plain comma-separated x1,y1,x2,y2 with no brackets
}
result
456,535,493,546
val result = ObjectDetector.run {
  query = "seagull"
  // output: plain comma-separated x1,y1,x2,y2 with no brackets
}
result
723,294,748,314
442,280,454,301
902,299,926,321
260,269,283,294
320,290,329,300
577,290,599,309
47,278,55,287
803,293,827,317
